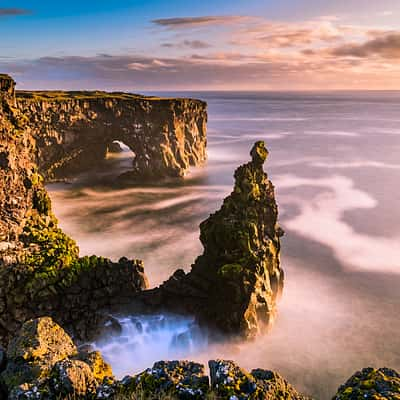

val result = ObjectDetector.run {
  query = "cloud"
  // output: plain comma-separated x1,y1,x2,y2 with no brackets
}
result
162,40,211,49
0,8,31,16
2,49,400,91
2,16,400,90
152,15,249,28
331,32,400,59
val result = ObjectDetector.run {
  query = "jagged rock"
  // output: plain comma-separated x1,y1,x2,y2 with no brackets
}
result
119,360,209,399
209,360,308,400
76,351,113,382
1,317,77,390
0,318,114,399
0,76,149,346
16,90,207,180
143,141,284,338
333,367,400,400
51,359,97,397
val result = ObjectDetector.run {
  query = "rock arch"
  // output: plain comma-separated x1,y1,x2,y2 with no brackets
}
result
16,91,207,180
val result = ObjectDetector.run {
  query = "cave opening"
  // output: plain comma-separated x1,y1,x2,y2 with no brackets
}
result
104,140,136,176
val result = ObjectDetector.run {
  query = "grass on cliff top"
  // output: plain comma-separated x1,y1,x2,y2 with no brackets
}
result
16,90,198,102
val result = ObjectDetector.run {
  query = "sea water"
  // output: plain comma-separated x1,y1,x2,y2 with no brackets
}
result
47,91,400,399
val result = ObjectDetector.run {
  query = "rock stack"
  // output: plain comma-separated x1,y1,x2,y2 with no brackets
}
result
144,141,284,338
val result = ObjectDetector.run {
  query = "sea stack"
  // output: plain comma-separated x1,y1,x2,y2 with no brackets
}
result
148,141,285,338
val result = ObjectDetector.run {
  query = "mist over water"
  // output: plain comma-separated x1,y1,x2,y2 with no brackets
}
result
47,91,400,399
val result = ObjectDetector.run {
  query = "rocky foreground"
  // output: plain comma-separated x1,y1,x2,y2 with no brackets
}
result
1,317,399,399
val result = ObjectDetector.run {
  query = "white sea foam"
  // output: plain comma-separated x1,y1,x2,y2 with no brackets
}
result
276,174,400,274
92,314,208,377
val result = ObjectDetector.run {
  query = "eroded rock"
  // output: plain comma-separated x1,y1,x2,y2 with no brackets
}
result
144,141,284,338
16,91,207,180
0,318,113,398
209,360,308,400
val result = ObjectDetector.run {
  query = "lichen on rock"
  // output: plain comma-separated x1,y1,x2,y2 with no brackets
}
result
334,368,400,400
0,76,149,347
145,141,284,338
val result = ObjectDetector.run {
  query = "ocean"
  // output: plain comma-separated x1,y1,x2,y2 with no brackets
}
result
47,91,400,399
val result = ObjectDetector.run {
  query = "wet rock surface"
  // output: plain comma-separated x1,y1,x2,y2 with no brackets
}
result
143,141,284,338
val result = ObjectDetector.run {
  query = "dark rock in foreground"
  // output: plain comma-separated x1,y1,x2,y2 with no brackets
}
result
2,318,398,399
334,368,400,400
142,141,284,338
0,317,308,399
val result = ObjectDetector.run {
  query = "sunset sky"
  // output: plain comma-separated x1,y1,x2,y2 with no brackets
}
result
1,0,400,90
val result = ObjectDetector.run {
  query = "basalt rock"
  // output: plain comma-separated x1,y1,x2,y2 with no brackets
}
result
209,360,308,400
0,75,148,347
1,318,310,399
0,317,113,398
142,141,284,338
333,368,400,400
16,90,207,180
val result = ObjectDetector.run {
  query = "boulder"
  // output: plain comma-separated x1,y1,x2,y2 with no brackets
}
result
333,367,400,400
77,351,113,382
119,360,209,399
1,317,76,390
0,317,115,399
51,359,97,397
209,360,308,400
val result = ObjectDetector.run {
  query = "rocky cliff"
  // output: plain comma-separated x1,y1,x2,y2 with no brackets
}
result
16,90,207,180
0,75,148,346
141,141,284,338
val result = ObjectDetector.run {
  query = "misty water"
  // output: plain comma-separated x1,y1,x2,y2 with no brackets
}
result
47,91,400,399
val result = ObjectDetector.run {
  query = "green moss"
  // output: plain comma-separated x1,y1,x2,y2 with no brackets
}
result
218,263,243,278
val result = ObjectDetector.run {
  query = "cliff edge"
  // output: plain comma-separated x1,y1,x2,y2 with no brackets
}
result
17,90,207,180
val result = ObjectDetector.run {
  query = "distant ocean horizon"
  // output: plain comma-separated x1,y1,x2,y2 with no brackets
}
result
48,90,400,399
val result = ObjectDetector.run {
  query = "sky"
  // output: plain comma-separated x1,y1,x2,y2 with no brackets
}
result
1,0,400,90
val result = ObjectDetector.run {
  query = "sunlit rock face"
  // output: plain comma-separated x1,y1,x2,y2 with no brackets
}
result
0,78,148,346
16,91,207,180
144,141,284,338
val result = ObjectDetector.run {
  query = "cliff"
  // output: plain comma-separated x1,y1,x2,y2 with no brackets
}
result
0,73,282,345
16,90,207,180
0,75,148,346
1,75,281,342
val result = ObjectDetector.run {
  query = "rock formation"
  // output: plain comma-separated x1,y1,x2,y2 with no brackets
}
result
0,75,148,346
3,318,398,399
333,368,400,400
142,141,284,338
17,90,207,180
0,73,282,345
0,317,309,399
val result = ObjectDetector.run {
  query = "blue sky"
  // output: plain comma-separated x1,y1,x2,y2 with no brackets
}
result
1,1,400,90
